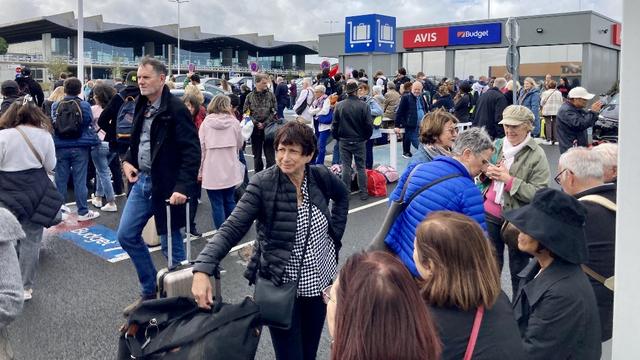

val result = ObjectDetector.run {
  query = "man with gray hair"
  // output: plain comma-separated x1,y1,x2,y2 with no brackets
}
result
372,127,494,275
474,77,508,139
556,147,616,348
592,143,618,183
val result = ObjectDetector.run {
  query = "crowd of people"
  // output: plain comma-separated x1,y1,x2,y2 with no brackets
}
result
0,59,618,360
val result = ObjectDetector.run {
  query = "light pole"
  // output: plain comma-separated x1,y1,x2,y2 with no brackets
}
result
324,20,339,33
169,0,189,75
488,0,491,19
77,0,84,84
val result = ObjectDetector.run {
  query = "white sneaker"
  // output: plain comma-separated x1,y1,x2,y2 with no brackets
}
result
91,194,103,208
24,289,33,301
100,203,118,212
78,210,100,221
61,205,71,213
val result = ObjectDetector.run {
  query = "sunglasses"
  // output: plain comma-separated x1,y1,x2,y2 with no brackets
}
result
322,285,334,304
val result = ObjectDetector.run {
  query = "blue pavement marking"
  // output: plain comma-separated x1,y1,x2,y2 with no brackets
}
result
59,225,129,263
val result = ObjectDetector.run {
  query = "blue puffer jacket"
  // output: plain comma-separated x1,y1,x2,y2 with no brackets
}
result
51,96,100,149
385,156,487,276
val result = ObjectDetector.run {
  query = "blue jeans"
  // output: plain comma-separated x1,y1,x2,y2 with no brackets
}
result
117,173,185,296
207,187,236,229
533,116,541,138
331,137,341,165
277,103,286,119
402,127,420,155
54,147,90,215
365,139,375,169
91,142,116,202
315,130,331,165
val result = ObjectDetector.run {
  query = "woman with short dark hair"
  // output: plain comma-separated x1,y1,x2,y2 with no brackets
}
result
326,251,441,360
192,121,349,359
452,80,472,123
414,211,525,359
411,110,458,165
90,83,119,212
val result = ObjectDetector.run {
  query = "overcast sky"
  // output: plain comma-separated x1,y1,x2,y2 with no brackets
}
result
0,0,621,43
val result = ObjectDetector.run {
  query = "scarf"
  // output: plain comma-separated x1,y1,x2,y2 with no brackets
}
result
493,134,530,205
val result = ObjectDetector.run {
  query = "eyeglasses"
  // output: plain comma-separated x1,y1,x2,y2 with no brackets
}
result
444,126,459,135
554,168,568,185
322,285,334,304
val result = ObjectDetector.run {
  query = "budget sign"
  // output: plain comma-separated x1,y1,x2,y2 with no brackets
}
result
403,27,448,48
449,23,502,46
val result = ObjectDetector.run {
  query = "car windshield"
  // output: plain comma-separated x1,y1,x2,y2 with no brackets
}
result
609,93,619,105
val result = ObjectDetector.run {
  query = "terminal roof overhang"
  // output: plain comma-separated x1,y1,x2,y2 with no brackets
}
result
0,12,318,56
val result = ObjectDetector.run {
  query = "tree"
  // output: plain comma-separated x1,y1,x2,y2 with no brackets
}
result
0,37,7,55
46,57,69,80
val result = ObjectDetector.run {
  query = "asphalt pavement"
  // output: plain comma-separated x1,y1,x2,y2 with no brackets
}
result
7,140,561,360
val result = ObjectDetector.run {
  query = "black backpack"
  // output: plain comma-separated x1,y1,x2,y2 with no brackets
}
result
54,99,83,139
116,94,137,142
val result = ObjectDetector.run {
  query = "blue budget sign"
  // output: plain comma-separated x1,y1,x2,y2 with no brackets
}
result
345,14,396,54
59,225,128,262
449,23,502,46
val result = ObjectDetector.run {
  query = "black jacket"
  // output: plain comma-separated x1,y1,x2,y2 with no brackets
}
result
193,165,349,285
332,95,372,142
98,85,141,151
474,87,508,139
394,93,428,129
16,77,44,107
0,95,19,115
453,93,471,123
514,260,601,360
124,85,200,235
556,101,598,154
0,168,63,227
275,83,289,107
576,183,616,341
431,93,454,112
430,292,526,360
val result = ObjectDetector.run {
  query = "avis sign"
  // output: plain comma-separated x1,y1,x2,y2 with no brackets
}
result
403,22,502,49
344,14,396,54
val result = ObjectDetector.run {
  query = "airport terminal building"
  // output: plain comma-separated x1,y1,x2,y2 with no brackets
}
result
0,12,318,82
319,11,621,95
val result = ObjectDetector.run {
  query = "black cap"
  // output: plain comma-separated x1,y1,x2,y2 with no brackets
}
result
1,80,19,92
125,71,138,86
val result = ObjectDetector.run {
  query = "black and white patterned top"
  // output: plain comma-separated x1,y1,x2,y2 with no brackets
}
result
283,176,337,297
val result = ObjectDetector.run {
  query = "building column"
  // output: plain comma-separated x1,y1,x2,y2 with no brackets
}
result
69,36,77,59
238,49,249,67
222,48,233,67
283,54,293,69
144,42,155,56
133,46,143,59
445,49,455,80
42,33,52,61
294,54,305,70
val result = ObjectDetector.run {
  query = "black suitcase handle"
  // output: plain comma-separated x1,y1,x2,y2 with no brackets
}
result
165,197,191,268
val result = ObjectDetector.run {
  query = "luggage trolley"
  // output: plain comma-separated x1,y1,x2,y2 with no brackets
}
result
377,19,394,48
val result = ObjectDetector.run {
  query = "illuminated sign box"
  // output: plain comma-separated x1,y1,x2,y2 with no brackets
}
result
402,22,502,49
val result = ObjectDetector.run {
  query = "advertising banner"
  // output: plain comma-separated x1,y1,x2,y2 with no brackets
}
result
402,27,449,48
448,23,502,46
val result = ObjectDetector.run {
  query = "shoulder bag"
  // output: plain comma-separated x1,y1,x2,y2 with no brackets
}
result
578,195,616,291
367,163,461,251
463,306,484,360
264,117,285,143
15,127,64,227
253,203,313,330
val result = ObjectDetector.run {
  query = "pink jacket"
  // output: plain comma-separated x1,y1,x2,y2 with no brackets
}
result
198,113,245,190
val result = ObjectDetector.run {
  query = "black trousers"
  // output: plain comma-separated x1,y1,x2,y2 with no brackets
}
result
269,296,327,360
486,212,532,295
251,129,276,172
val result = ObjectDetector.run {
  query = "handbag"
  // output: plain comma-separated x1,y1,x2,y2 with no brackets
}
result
15,127,63,227
367,163,461,251
463,306,485,360
241,115,254,141
264,117,285,143
294,89,310,115
253,204,313,330
117,294,262,360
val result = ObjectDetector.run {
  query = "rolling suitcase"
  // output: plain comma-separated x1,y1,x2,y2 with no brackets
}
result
156,199,208,298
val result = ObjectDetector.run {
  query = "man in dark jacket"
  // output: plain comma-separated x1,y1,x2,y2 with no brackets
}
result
320,68,336,95
332,80,372,200
118,57,200,313
0,80,20,115
98,71,140,156
474,77,508,139
52,77,101,221
394,81,428,158
274,76,289,118
395,67,411,87
557,147,616,346
15,67,44,107
556,86,603,154
244,73,277,172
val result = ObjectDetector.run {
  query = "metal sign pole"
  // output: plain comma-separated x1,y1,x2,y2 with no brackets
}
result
368,53,373,88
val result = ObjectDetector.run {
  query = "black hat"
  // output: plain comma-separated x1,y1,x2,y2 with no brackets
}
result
125,71,138,86
21,66,31,76
1,80,18,92
503,188,588,264
345,81,359,94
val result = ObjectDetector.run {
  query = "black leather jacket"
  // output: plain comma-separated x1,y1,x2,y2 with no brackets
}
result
332,95,372,142
193,164,349,285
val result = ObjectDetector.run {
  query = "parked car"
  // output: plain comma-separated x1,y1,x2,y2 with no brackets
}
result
173,74,188,89
169,89,217,107
228,76,253,93
593,92,619,143
202,77,222,88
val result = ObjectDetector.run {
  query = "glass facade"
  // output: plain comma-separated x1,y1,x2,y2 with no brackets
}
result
455,48,507,79
402,51,445,77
